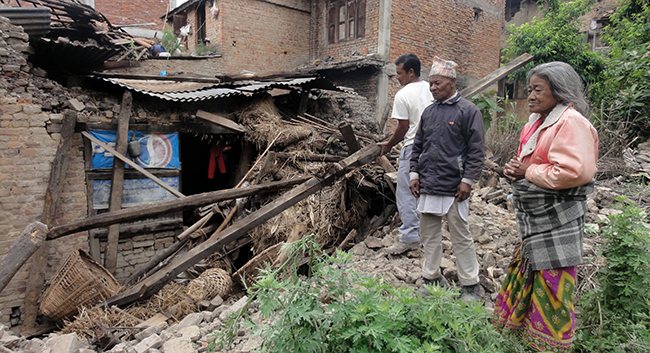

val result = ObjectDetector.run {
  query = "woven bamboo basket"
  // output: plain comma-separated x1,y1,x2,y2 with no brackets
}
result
232,242,283,287
39,249,121,323
186,268,232,302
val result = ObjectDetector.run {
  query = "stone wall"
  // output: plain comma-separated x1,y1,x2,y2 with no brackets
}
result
99,231,177,282
0,17,181,330
0,18,89,329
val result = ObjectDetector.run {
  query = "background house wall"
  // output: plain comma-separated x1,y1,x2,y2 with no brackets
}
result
388,0,505,103
95,0,169,30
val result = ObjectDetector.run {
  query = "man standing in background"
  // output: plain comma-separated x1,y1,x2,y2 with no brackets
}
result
380,53,433,254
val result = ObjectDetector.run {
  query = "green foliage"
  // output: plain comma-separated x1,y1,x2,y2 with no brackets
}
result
502,0,606,85
575,196,650,352
589,0,650,141
471,90,504,132
472,91,523,165
208,235,519,353
161,29,182,55
193,40,215,56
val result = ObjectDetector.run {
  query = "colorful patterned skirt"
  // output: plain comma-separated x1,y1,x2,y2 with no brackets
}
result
493,243,577,352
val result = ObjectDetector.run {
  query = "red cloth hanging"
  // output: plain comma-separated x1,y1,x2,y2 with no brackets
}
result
208,144,230,178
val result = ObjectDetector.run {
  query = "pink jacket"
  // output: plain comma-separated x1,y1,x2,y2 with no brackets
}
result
519,105,598,190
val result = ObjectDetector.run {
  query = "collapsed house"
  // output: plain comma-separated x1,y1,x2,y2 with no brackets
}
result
0,13,393,336
0,0,510,339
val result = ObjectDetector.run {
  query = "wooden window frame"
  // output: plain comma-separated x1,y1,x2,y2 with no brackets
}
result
327,0,365,44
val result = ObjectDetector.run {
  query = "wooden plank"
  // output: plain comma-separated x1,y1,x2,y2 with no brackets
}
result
298,89,309,117
135,313,168,328
459,53,534,99
22,111,76,334
81,131,184,198
376,155,397,195
275,152,343,163
0,222,48,293
79,122,237,135
91,72,225,84
338,122,361,154
105,91,132,273
103,144,382,307
47,177,311,240
196,110,247,133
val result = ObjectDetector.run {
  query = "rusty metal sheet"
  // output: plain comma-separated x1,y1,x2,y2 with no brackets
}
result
0,7,50,38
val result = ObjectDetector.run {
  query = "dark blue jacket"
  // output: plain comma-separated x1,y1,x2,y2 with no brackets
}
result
410,95,485,196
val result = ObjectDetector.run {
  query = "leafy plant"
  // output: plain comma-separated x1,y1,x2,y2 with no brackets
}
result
502,0,606,86
473,91,523,164
208,234,519,352
575,196,650,352
471,90,505,132
161,29,182,55
590,0,650,142
193,40,215,56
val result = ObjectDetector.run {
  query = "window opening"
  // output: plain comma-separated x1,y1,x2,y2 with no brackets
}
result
327,0,366,44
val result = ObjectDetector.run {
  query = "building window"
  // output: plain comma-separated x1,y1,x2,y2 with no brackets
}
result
328,0,365,44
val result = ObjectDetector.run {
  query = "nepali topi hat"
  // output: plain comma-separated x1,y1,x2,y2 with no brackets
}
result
429,56,458,78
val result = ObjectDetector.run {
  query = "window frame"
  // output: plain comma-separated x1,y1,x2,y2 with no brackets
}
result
327,0,365,44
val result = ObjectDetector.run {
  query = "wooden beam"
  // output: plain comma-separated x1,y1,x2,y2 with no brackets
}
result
298,89,309,117
338,122,361,154
376,155,397,195
459,53,534,99
275,152,343,163
0,222,48,293
91,72,224,83
47,177,311,240
22,111,76,334
105,91,132,273
195,110,247,133
81,131,184,198
102,144,382,307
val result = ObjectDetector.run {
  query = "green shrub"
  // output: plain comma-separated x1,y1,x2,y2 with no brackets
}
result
208,235,519,353
575,196,650,352
161,29,182,55
502,0,606,86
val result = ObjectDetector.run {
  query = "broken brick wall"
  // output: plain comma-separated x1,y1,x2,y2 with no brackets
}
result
120,57,224,77
95,0,168,30
0,18,89,330
0,17,183,330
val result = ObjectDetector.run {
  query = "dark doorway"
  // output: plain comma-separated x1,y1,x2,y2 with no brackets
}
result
179,133,242,223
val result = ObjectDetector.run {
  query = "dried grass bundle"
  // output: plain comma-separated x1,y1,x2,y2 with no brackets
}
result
125,282,197,323
238,96,313,149
248,177,366,255
60,306,142,340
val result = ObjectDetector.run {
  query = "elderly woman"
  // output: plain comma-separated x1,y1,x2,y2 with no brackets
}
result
494,62,598,352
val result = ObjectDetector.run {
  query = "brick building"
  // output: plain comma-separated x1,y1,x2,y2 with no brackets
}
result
0,0,505,332
94,0,169,30
160,0,504,125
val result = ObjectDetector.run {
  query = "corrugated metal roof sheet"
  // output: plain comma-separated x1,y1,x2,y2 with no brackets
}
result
0,7,50,38
92,75,339,102
94,77,246,102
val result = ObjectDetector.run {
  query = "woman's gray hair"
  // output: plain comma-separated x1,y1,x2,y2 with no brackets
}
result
527,61,589,116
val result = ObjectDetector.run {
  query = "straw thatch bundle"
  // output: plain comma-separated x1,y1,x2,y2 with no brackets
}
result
238,95,313,149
